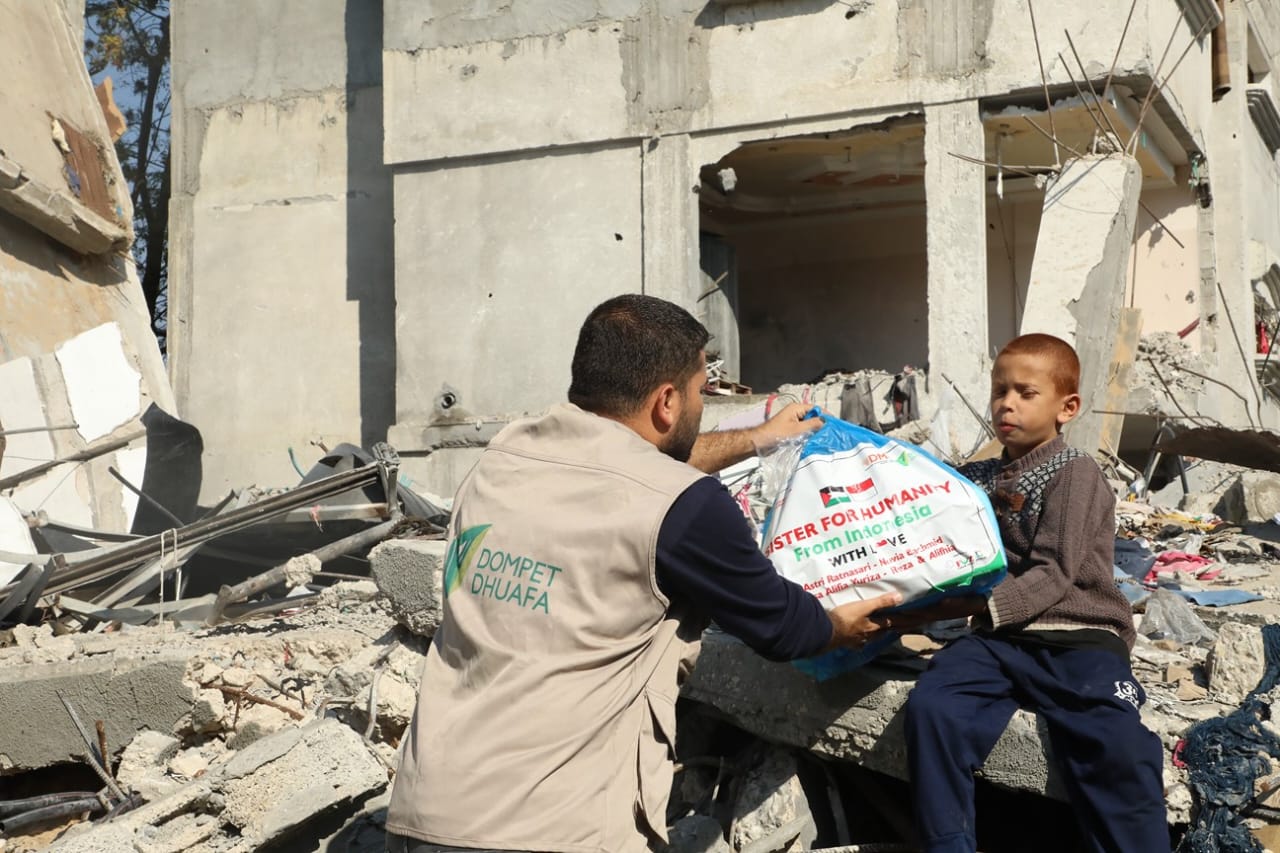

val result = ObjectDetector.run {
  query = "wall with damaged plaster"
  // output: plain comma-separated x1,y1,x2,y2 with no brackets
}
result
733,209,929,390
377,0,1225,457
171,0,1273,488
169,0,396,499
0,1,174,554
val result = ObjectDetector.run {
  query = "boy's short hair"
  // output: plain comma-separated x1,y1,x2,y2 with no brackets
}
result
996,333,1080,396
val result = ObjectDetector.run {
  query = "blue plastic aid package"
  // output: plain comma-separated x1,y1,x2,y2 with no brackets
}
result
760,414,1007,679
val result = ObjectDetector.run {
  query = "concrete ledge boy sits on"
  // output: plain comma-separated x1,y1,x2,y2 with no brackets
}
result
887,334,1169,853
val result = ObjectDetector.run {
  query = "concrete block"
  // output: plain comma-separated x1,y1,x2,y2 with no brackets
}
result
167,748,209,780
51,719,386,851
1218,472,1280,524
118,731,182,802
682,634,1064,799
1207,622,1266,704
369,538,447,637
218,720,387,846
190,688,226,734
0,652,194,772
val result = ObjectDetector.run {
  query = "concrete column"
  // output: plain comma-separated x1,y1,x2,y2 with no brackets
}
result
925,101,990,457
642,135,703,310
1021,155,1143,454
1204,0,1265,427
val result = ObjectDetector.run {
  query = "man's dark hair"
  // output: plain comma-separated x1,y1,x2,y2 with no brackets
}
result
568,294,710,417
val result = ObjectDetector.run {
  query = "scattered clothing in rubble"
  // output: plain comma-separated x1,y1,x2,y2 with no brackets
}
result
1146,551,1218,584
1168,589,1264,607
1114,538,1157,581
890,369,921,426
1179,625,1280,852
839,375,882,433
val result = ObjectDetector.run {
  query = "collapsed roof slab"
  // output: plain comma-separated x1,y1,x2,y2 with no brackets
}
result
682,634,1066,799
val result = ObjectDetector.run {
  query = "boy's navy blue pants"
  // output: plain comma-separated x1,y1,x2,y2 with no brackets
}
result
904,633,1168,853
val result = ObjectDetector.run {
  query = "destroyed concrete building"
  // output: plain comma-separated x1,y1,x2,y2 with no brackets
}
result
0,1,175,586
171,0,1280,499
12,0,1280,850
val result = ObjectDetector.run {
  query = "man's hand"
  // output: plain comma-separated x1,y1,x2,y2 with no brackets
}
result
824,592,904,651
689,403,823,473
869,595,988,634
750,402,823,455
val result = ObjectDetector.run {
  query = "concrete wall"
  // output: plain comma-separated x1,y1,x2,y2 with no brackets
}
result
380,0,1210,451
730,209,928,391
0,1,172,559
392,145,643,421
170,0,395,499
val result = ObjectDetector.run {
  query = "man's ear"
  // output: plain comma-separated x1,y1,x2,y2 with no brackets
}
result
650,382,680,432
1057,393,1082,426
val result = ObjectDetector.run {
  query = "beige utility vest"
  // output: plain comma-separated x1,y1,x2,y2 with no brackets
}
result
386,403,707,853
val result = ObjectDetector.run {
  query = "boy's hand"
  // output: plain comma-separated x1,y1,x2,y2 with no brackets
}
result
751,402,823,454
825,592,904,651
870,596,989,634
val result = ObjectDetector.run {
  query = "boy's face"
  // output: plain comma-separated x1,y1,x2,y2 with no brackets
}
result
989,352,1081,460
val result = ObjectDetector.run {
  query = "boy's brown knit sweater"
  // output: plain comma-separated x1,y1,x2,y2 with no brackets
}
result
958,435,1137,650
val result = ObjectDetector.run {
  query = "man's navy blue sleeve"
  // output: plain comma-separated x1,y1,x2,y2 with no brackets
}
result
656,477,833,662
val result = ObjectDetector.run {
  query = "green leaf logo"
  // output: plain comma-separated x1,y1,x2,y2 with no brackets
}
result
443,524,492,597
897,451,911,466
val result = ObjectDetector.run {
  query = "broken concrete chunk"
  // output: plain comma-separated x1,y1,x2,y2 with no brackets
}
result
730,748,818,853
360,671,418,738
1217,473,1280,524
220,665,254,688
218,719,387,845
167,747,209,780
0,652,194,772
191,688,226,733
369,538,446,636
225,702,292,750
282,552,322,587
118,730,183,802
1177,681,1209,702
196,662,224,684
50,719,386,851
1207,623,1267,705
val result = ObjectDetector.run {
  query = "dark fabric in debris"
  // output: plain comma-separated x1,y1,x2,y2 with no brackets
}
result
1114,538,1157,581
131,403,204,534
1179,624,1280,853
839,376,882,433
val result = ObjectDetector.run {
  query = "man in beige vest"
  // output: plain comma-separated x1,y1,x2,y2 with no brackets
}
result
386,295,901,853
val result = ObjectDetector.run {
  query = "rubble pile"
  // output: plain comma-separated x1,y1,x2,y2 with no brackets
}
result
8,430,1280,849
0,576,433,852
1130,332,1208,416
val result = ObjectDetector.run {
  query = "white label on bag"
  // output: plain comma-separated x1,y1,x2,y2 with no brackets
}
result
764,442,1004,607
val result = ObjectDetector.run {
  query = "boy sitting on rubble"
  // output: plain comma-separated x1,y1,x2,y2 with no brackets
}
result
888,334,1168,852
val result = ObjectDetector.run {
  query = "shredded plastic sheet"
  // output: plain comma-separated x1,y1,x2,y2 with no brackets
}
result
759,414,1006,678
1179,625,1280,853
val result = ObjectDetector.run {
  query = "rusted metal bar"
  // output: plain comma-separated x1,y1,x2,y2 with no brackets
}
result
95,720,111,783
216,686,304,721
